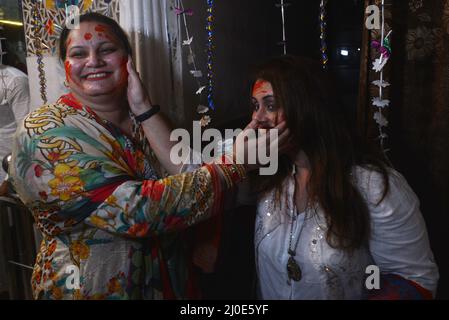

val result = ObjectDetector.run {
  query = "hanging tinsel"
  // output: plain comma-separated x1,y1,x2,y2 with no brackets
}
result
275,0,290,54
319,0,328,69
176,0,212,126
206,0,215,111
32,0,48,104
371,0,392,154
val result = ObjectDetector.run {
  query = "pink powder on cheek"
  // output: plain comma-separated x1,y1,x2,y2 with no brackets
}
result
64,61,73,83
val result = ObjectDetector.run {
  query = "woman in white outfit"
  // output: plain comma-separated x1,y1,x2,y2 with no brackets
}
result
248,55,439,299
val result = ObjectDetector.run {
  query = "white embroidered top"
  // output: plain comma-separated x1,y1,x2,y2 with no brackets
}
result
255,166,439,299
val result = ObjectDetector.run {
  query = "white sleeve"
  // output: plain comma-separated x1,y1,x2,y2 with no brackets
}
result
8,76,31,125
358,168,439,296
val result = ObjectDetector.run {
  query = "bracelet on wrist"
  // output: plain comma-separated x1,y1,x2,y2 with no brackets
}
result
135,105,160,123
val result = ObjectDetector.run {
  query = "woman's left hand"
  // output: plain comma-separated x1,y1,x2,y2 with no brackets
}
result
126,55,154,115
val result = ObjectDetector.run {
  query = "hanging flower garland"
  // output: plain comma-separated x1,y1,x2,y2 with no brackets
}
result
319,0,328,69
371,0,392,154
32,0,48,104
175,0,212,127
275,0,290,54
205,0,215,114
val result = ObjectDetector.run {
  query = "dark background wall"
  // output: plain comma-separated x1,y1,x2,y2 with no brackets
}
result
180,0,363,129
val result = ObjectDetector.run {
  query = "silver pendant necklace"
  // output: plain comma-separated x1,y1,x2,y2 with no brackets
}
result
287,164,306,282
287,212,305,282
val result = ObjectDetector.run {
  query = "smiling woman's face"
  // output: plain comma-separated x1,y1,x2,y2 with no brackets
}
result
64,21,128,100
251,79,286,129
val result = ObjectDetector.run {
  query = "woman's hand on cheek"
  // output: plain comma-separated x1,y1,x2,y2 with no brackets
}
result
274,121,295,155
126,56,153,114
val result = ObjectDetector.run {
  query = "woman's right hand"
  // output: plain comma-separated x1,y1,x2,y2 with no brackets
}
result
233,120,290,173
126,56,154,115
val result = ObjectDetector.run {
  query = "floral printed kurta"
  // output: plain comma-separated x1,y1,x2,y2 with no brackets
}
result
9,94,223,299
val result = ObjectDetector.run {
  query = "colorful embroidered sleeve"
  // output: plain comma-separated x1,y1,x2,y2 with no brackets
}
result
10,103,233,238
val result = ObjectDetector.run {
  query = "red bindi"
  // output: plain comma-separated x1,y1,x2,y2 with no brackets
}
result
84,33,93,40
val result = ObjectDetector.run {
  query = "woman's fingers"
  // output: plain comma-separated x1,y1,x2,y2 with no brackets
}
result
274,120,288,134
244,118,259,131
277,129,292,154
126,56,154,111
126,56,139,82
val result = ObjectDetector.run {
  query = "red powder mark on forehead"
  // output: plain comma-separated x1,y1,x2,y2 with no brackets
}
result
95,24,108,38
66,37,72,47
104,33,114,42
253,80,269,95
95,24,107,33
84,33,93,40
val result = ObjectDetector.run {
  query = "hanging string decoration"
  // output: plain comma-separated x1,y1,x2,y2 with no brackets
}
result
176,0,213,126
319,0,328,69
371,0,392,154
275,0,290,54
206,0,215,112
32,0,48,104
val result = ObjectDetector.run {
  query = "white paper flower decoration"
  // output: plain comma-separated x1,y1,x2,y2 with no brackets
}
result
372,97,390,108
374,111,388,127
183,36,193,46
372,57,389,72
190,70,203,78
196,86,206,95
372,80,390,88
197,105,209,114
200,115,211,127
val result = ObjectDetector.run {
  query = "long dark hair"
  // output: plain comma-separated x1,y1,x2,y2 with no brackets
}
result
58,12,132,61
251,55,389,251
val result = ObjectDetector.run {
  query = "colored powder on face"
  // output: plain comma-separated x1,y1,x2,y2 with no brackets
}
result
95,25,109,39
84,33,93,40
64,61,72,83
95,24,107,33
253,80,268,96
118,56,129,86
104,33,114,42
66,37,72,47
